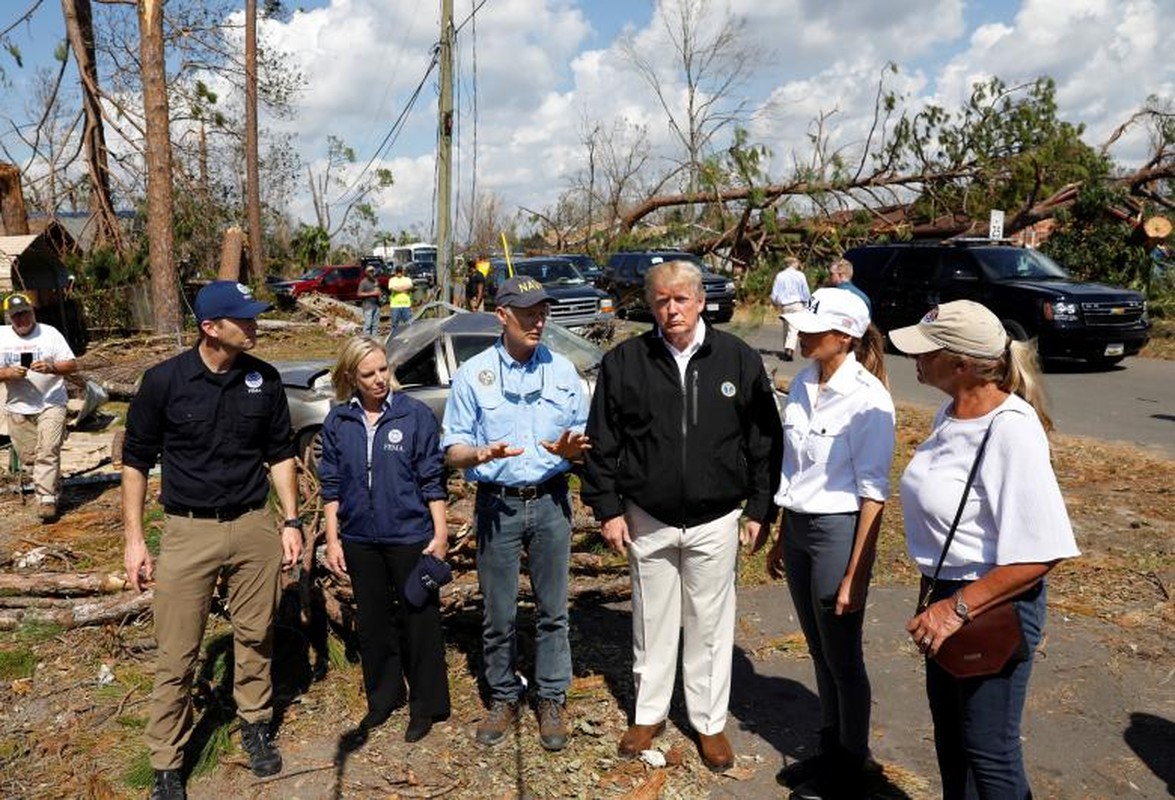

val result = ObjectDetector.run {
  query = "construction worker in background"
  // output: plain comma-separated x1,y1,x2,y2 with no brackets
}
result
388,266,415,337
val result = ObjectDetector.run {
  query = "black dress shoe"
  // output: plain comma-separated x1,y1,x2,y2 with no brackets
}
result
404,716,432,743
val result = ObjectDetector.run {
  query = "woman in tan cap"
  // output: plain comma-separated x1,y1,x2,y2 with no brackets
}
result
890,300,1079,800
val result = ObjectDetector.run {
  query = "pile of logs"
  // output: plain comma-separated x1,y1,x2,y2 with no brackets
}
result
0,570,153,631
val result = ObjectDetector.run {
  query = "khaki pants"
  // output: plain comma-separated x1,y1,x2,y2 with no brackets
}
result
8,405,67,503
146,508,282,770
778,301,806,353
626,502,742,735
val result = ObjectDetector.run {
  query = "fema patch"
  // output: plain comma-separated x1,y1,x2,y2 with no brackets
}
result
720,381,737,398
245,371,264,390
921,307,939,323
478,369,495,386
388,428,404,445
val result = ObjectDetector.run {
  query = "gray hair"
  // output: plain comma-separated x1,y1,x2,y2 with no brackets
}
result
644,260,704,304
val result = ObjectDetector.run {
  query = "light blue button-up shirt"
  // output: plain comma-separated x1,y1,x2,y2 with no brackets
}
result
441,339,589,486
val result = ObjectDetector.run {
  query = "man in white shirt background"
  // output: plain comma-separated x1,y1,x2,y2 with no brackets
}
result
0,293,78,522
770,256,811,361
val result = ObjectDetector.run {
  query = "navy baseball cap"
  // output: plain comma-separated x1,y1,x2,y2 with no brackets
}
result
193,281,271,322
495,276,551,308
402,554,453,607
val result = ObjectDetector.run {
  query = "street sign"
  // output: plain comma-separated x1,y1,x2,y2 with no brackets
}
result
989,209,1005,240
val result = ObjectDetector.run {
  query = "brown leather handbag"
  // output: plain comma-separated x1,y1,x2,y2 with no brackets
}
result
916,415,1029,679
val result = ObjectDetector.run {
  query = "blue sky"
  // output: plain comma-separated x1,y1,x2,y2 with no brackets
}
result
1,0,1171,239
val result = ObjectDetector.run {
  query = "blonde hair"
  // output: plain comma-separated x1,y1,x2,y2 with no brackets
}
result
854,324,888,387
829,258,853,280
956,340,1052,431
644,259,704,304
332,336,400,402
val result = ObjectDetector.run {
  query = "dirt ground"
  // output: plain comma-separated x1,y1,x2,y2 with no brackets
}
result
0,325,1171,799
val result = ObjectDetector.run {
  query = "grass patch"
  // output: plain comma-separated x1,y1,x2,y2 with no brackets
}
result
192,720,233,778
143,504,165,556
123,750,155,790
1140,318,1175,360
0,647,36,680
13,620,66,644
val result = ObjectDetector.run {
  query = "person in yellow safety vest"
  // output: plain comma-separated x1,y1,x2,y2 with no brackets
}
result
388,267,415,336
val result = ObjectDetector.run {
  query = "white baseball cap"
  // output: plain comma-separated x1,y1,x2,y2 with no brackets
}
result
782,288,870,339
888,300,1008,359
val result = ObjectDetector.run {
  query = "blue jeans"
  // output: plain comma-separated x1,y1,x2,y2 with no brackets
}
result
390,306,411,335
782,510,872,757
362,304,380,337
475,486,572,703
925,579,1046,800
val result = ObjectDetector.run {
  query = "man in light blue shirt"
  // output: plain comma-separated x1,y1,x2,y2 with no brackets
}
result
442,276,589,753
770,256,811,361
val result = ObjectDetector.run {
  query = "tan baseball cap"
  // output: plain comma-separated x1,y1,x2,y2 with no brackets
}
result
888,300,1008,359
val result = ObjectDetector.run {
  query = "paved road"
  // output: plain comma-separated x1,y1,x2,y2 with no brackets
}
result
732,322,1175,459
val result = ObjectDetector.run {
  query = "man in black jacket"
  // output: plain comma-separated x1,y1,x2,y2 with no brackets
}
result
582,260,782,772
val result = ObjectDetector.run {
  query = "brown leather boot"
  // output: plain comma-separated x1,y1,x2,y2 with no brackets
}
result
698,730,734,772
617,721,666,758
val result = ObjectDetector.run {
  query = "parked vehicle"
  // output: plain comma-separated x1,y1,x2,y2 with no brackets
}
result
843,240,1150,365
487,256,614,330
558,253,604,286
271,264,388,304
601,251,735,322
406,260,436,289
278,310,604,468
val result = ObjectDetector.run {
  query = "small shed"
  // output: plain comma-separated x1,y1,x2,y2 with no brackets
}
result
0,222,88,354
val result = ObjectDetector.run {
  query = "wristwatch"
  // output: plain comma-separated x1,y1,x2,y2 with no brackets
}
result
282,518,303,530
952,592,972,624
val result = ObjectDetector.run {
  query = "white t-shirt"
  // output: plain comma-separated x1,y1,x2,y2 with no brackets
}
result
774,352,895,514
661,318,706,386
0,322,75,414
900,393,1080,580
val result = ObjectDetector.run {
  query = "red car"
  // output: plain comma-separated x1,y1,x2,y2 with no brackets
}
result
273,264,387,303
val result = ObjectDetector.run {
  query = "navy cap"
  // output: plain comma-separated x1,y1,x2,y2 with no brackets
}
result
193,281,271,322
494,275,551,308
402,554,453,607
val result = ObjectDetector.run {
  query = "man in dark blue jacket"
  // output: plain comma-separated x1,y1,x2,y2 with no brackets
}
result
582,260,782,772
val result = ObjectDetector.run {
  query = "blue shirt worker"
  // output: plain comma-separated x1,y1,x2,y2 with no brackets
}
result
442,276,590,752
827,258,872,312
121,282,303,800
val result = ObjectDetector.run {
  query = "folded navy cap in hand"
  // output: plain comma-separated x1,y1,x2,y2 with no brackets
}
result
403,554,453,607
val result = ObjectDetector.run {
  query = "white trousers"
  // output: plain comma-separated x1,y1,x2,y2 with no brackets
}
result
626,502,742,735
778,301,806,352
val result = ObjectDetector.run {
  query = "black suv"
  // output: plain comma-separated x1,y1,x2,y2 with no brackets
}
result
844,241,1150,364
602,251,735,322
487,256,615,330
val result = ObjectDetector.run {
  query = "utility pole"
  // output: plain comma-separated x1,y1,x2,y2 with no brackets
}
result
244,0,263,283
436,0,454,309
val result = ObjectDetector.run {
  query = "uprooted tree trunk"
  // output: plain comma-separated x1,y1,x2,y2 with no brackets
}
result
0,590,153,631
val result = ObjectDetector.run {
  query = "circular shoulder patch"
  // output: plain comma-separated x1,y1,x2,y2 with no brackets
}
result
244,371,264,389
388,428,404,444
720,380,737,398
477,369,495,386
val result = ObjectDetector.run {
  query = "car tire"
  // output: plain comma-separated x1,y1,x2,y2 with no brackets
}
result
296,427,323,476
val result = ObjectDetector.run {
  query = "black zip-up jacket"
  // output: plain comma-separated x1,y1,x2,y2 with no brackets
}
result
581,325,783,528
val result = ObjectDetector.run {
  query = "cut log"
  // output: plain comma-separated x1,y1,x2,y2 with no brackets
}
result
0,589,152,630
0,572,129,597
217,226,244,281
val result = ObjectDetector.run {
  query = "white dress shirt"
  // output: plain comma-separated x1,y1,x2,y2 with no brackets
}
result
661,318,706,386
774,352,895,514
770,267,811,307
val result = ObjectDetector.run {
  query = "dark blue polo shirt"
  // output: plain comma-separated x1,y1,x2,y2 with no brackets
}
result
122,347,296,509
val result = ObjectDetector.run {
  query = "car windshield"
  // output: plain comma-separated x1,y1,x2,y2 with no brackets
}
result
298,266,326,280
976,248,1069,280
542,321,604,372
516,260,585,285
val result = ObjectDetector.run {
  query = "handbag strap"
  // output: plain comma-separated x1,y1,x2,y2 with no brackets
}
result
917,410,1009,612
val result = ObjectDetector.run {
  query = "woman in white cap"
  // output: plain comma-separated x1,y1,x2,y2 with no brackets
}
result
757,287,895,798
890,301,1079,800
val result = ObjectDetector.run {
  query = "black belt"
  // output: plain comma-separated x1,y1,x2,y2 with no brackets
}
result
164,501,266,521
477,475,567,501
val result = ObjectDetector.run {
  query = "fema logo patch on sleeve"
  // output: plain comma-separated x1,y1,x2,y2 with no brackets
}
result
720,380,737,398
245,371,264,392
